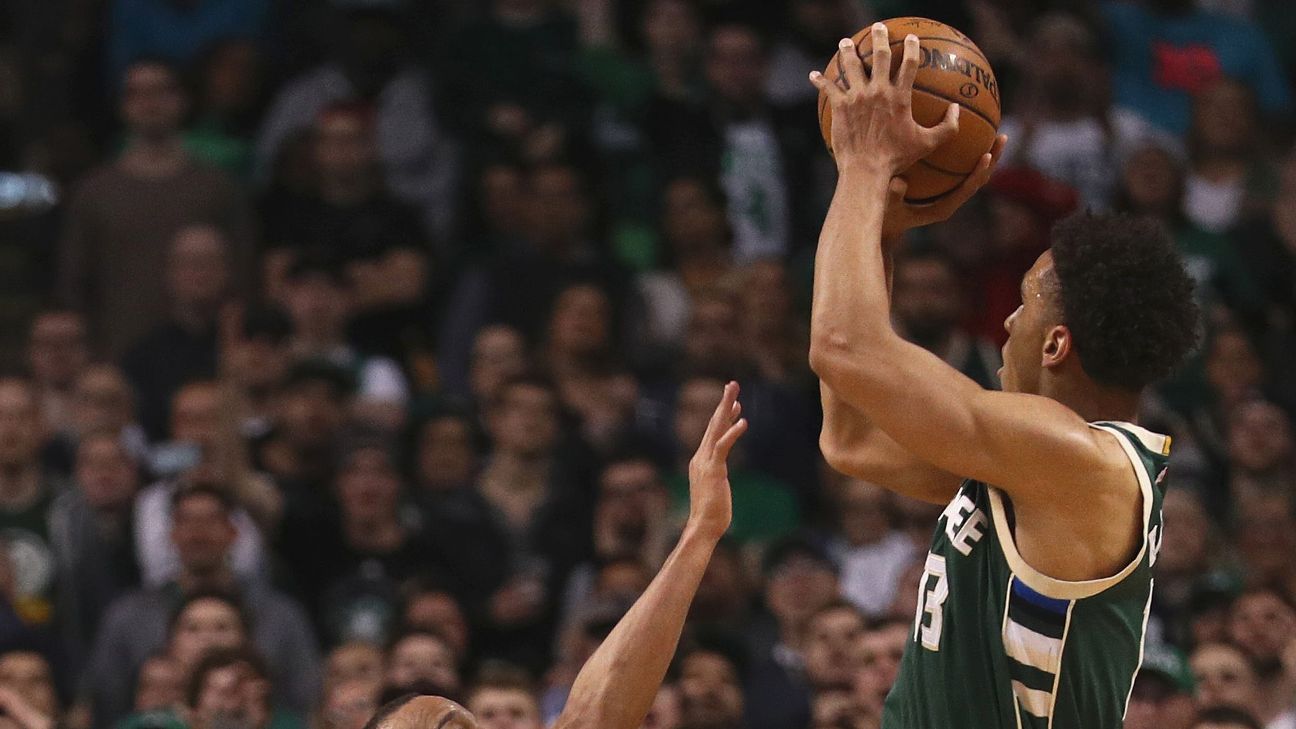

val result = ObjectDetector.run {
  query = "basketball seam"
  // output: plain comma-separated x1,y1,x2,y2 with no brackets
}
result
857,35,992,61
916,158,970,177
911,84,1000,128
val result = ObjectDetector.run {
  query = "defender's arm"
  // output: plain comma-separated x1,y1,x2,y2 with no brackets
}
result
553,383,746,729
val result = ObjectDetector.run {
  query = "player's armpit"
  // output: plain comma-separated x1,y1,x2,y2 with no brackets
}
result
812,334,1128,507
820,383,959,505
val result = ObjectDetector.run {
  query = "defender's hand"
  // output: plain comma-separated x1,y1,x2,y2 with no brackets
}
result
685,381,747,543
810,26,961,176
881,134,1008,238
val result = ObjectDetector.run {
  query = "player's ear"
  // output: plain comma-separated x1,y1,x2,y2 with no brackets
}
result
1041,324,1070,369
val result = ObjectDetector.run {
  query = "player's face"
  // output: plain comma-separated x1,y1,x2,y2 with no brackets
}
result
1000,252,1060,395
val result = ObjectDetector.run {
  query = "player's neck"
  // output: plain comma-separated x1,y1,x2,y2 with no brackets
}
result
1041,374,1140,425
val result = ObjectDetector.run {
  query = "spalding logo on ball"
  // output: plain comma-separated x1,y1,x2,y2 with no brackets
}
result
817,17,1001,204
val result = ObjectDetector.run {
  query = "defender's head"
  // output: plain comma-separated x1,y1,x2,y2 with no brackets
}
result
363,694,478,729
1000,212,1198,396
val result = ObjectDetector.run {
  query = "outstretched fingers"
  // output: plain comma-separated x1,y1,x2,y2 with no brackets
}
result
868,23,890,87
896,34,920,94
701,382,740,449
714,417,748,456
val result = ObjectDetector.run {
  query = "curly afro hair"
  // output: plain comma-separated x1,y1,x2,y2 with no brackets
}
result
1049,211,1200,391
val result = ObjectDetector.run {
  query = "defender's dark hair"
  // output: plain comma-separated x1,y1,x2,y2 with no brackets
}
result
1049,212,1199,391
1192,706,1264,729
361,693,420,729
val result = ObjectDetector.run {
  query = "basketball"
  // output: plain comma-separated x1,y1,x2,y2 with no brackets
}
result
817,17,1001,204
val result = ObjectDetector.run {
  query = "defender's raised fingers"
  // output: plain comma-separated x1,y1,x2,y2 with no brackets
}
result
869,23,891,86
703,381,740,445
896,34,920,92
714,418,748,456
836,37,866,91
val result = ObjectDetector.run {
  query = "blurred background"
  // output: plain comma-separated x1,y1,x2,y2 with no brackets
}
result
0,1,1293,728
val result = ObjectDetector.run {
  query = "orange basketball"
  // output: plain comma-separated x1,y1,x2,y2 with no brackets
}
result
817,17,1001,204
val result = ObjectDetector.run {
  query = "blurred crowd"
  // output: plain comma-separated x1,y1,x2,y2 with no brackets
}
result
0,0,1294,728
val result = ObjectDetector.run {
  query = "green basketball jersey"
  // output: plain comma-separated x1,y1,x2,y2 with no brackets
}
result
883,422,1171,729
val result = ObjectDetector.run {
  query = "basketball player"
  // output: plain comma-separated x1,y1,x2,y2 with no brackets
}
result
807,25,1199,729
360,383,747,729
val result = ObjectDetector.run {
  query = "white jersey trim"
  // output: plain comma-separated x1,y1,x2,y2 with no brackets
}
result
986,422,1157,601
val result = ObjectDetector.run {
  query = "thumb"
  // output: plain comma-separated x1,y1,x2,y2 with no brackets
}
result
922,103,960,151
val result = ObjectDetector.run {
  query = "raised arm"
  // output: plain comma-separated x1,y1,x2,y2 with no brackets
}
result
807,28,1117,504
553,382,747,729
818,237,957,504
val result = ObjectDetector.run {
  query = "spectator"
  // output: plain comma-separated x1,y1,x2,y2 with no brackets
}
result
737,259,809,386
0,650,58,729
744,538,840,729
634,175,735,360
1184,78,1279,234
25,310,90,438
58,58,253,358
688,540,754,628
134,381,274,588
892,247,1001,390
801,602,865,693
106,0,269,88
256,4,458,240
1233,492,1296,605
85,485,320,729
1191,641,1264,715
323,643,383,694
48,432,142,669
1102,0,1292,135
1125,643,1197,729
438,0,588,158
318,678,381,729
261,104,433,367
852,619,907,725
643,683,682,729
411,410,479,496
666,375,798,544
186,647,305,729
1115,144,1261,318
384,631,459,697
1154,489,1227,646
278,436,431,646
399,585,471,663
443,162,631,368
470,375,593,670
831,480,914,620
219,306,295,438
64,365,150,471
965,166,1078,345
542,283,638,452
648,20,800,263
0,379,58,626
676,638,745,729
279,258,411,431
186,39,268,177
255,361,350,500
121,225,230,441
1226,400,1295,507
998,13,1167,210
1226,588,1296,728
463,325,529,410
465,663,543,729
131,654,184,715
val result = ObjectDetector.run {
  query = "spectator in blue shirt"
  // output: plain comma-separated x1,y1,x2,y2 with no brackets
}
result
1103,0,1292,135
108,0,270,87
